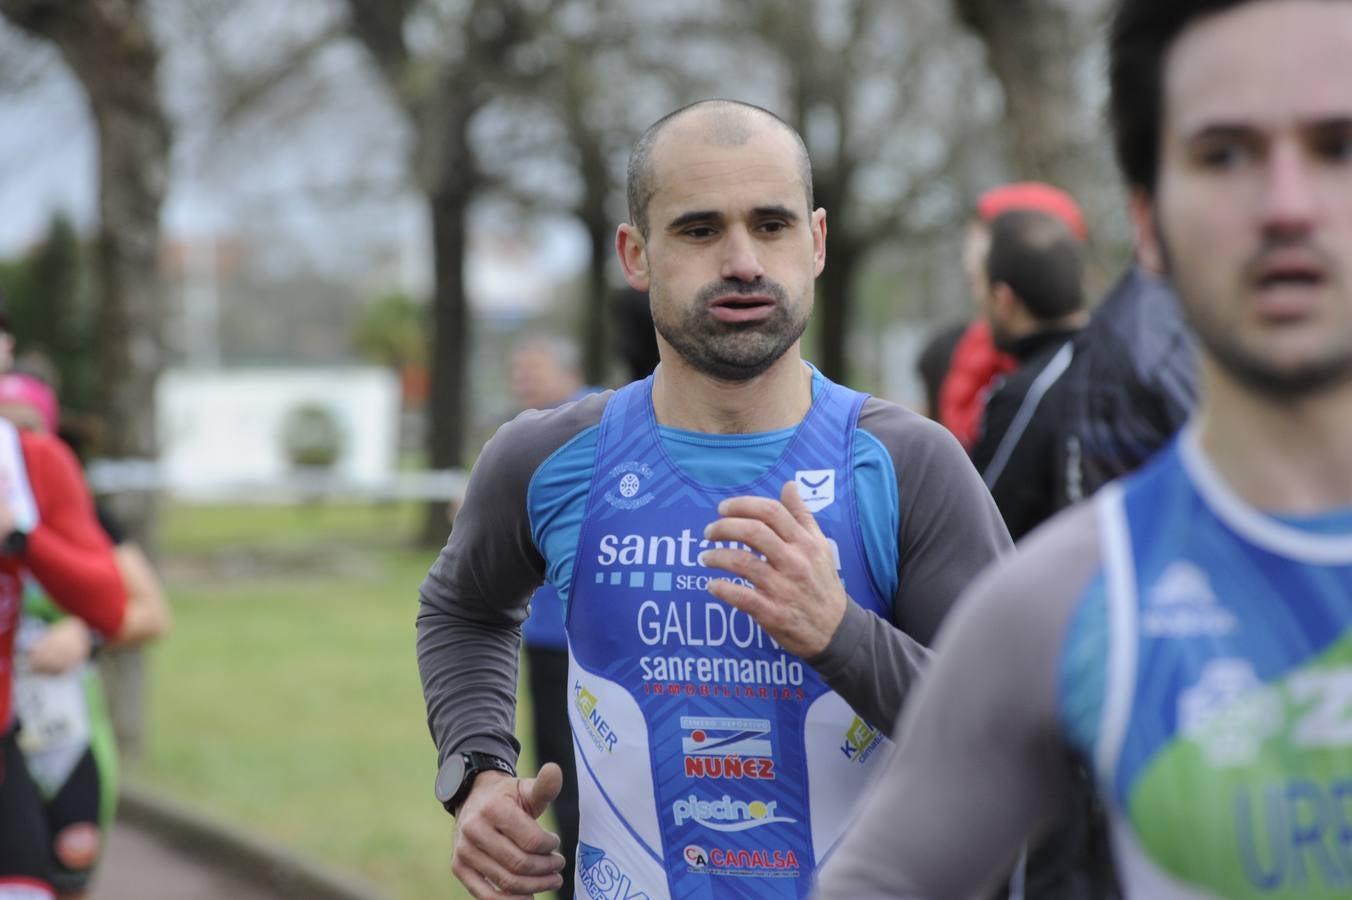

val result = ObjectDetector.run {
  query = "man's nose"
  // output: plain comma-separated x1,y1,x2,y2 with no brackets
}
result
1260,141,1319,238
720,227,766,282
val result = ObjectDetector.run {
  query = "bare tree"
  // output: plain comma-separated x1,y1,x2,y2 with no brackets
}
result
344,0,550,544
482,1,675,385
950,0,1127,269
0,0,172,755
722,0,994,382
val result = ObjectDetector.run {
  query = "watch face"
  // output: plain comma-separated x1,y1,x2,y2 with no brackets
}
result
435,754,468,804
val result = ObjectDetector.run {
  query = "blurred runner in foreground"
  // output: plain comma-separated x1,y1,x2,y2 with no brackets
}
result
817,1,1352,897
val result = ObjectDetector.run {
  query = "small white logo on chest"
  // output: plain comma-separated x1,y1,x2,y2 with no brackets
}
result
1144,561,1237,638
795,469,835,513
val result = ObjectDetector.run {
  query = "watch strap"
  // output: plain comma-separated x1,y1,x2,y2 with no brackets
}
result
438,751,516,816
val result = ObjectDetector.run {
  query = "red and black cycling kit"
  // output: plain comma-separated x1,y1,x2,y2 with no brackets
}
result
1,428,125,895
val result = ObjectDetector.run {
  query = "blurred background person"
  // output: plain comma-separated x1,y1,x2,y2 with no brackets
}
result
969,208,1087,542
1053,260,1197,510
938,182,1088,450
1,372,171,900
914,320,967,422
506,334,598,899
611,287,660,382
963,210,1112,900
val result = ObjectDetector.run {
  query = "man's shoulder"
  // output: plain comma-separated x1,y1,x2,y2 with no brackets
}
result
470,389,608,491
491,391,610,462
857,396,959,454
959,501,1104,634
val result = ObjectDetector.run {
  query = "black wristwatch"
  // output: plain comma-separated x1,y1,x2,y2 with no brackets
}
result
0,526,29,557
435,751,516,817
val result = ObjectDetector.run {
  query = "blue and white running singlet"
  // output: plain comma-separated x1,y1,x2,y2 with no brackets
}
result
565,377,892,899
1078,427,1352,898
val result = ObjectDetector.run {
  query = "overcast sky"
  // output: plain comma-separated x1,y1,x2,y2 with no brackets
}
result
0,11,588,297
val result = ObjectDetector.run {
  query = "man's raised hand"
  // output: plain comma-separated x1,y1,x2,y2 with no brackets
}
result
700,480,849,659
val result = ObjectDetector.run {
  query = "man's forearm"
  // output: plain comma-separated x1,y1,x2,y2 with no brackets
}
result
416,596,526,765
807,601,932,731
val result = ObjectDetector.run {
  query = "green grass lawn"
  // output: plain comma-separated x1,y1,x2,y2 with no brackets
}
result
126,501,543,899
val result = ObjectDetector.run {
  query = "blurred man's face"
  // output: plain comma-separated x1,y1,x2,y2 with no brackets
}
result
0,332,13,374
619,117,825,382
962,221,992,307
0,403,44,432
510,346,578,411
1140,0,1352,398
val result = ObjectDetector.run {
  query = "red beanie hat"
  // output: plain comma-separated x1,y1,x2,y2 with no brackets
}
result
977,182,1087,241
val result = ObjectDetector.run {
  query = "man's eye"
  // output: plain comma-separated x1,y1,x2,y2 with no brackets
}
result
759,220,788,234
1197,142,1253,170
1314,130,1352,163
683,226,716,239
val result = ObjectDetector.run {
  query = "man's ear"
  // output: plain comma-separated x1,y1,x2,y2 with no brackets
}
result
810,208,827,277
1130,189,1165,275
991,281,1020,321
616,224,650,291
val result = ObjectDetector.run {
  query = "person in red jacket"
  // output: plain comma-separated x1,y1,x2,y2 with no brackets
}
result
938,182,1088,449
0,418,154,898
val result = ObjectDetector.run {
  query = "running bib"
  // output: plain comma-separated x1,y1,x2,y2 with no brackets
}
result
13,618,91,793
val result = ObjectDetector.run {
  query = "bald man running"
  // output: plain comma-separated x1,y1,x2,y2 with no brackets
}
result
415,99,1009,899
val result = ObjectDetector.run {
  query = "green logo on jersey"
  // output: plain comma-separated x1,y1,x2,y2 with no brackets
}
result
1127,635,1352,898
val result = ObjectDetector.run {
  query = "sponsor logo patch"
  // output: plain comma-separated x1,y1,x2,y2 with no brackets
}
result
840,715,884,764
795,469,835,512
603,462,656,511
1179,658,1282,767
682,716,775,779
672,793,796,832
574,681,619,753
1144,561,1238,638
578,842,650,899
685,844,801,878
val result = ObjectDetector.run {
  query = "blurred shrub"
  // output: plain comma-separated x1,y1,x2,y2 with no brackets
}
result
279,402,345,468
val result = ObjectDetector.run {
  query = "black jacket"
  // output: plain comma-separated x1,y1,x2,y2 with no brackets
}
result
1053,265,1197,509
970,326,1080,542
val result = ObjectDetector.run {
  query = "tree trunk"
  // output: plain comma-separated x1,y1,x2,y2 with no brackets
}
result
815,244,859,384
419,185,472,546
582,213,609,386
1,0,171,758
952,0,1094,192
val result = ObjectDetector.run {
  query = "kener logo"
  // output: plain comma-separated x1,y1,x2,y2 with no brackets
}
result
574,681,619,753
840,715,883,764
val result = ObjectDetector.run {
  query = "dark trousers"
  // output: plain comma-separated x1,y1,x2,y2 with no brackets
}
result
525,645,578,900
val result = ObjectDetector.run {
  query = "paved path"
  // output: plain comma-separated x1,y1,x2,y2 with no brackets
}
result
91,785,386,900
94,821,284,900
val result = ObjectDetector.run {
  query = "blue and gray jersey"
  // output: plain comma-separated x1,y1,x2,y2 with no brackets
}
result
417,366,1010,897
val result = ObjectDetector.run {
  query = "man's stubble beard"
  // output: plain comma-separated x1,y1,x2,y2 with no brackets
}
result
652,278,811,383
1157,218,1352,401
